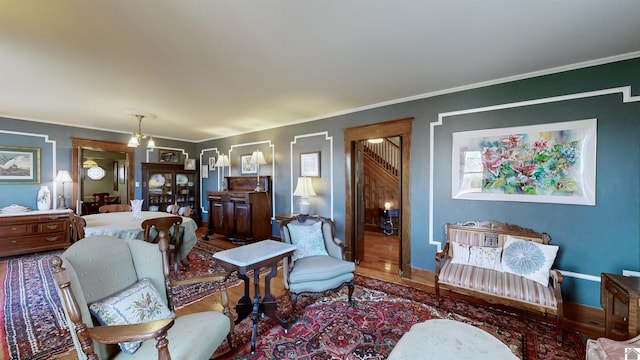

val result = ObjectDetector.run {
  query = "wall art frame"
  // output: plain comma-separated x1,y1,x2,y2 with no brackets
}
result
241,154,257,174
158,149,180,163
451,118,597,205
0,146,40,184
300,151,320,177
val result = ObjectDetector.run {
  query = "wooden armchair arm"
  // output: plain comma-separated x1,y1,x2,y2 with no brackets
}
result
549,269,563,287
88,318,174,344
434,242,450,275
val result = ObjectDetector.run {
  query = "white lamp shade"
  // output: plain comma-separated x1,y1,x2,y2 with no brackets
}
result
146,137,155,148
293,177,316,197
55,170,73,183
250,150,267,165
127,135,140,147
215,154,230,167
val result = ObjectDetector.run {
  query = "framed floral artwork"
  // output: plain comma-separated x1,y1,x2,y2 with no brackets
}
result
451,119,596,205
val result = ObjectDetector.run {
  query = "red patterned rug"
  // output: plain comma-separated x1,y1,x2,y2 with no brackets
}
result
220,275,586,360
0,241,237,359
1,251,73,360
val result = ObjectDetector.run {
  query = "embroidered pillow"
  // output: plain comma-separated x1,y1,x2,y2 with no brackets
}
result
468,246,503,271
501,235,559,287
287,221,328,262
89,278,174,354
450,242,470,264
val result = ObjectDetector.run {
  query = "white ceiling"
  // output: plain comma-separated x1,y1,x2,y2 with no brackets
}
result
1,1,639,143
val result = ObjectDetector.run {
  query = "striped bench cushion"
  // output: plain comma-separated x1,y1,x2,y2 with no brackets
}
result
439,260,557,309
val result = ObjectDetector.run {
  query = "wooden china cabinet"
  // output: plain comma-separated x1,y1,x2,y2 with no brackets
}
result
141,163,199,220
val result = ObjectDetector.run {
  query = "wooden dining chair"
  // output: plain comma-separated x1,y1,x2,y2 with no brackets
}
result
141,216,184,273
92,192,110,207
98,204,132,213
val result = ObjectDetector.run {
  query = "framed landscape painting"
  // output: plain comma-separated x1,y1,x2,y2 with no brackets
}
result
0,146,40,184
451,119,597,205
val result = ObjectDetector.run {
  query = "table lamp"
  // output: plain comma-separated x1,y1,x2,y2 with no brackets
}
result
214,154,230,190
55,170,73,209
293,177,316,215
250,150,267,191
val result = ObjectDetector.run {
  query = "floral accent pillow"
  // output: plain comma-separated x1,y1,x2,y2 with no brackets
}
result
89,278,174,354
468,246,503,271
501,235,559,287
287,221,329,262
450,242,470,264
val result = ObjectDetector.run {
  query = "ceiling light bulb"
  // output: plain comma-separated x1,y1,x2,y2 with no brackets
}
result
147,137,155,148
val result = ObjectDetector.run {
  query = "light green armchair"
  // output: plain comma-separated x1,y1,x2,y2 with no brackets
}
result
50,234,233,359
279,215,355,318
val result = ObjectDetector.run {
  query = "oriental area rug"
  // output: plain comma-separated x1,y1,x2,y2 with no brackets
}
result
0,242,236,360
219,275,586,360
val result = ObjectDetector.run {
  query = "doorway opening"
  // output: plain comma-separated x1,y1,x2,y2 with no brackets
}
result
343,117,412,280
71,138,135,214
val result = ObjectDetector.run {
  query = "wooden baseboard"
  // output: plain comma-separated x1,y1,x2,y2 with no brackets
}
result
405,267,605,339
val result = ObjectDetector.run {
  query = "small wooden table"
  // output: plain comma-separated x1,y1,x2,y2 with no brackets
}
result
601,272,640,340
213,240,296,354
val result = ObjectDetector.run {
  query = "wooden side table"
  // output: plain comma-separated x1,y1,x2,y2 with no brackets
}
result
601,272,640,340
213,240,296,354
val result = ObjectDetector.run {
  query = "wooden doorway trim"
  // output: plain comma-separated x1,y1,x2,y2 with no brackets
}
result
71,138,135,213
344,117,412,278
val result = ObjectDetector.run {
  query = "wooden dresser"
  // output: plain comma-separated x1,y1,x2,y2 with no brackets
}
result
204,176,272,244
601,272,640,340
0,209,71,257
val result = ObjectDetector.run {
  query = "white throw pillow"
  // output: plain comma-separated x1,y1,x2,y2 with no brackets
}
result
450,242,470,264
287,221,329,262
468,246,503,271
89,278,175,354
501,235,559,287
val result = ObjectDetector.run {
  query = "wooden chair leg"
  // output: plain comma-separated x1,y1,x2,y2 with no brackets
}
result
347,280,355,305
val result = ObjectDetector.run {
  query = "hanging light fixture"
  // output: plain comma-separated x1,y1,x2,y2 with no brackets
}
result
82,159,99,168
127,114,155,148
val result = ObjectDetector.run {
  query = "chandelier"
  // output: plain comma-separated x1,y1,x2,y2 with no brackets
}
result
82,159,98,168
127,114,155,148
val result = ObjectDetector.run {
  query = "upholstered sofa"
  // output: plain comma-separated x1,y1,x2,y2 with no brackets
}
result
435,220,564,341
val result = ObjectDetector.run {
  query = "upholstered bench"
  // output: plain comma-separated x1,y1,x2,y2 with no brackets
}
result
435,220,564,342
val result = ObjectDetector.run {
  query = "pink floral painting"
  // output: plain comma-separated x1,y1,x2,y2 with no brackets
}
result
452,119,596,205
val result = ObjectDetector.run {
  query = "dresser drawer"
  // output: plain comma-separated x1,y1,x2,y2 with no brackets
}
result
0,224,32,236
39,221,67,233
605,278,629,305
0,232,68,256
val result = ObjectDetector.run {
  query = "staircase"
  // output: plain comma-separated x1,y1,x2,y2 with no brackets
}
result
362,139,400,231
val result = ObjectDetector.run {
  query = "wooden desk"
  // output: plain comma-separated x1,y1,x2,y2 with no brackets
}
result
213,240,295,354
601,272,640,340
